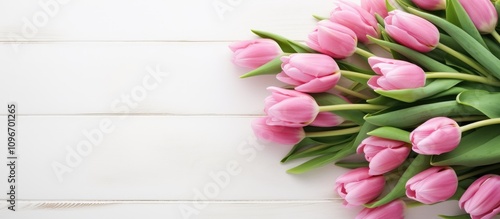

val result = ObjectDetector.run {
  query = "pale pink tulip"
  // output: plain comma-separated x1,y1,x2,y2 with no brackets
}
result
410,117,461,155
229,39,281,69
367,57,426,91
306,20,357,59
458,0,498,34
459,175,500,219
356,200,405,219
412,0,446,11
335,167,385,207
330,0,380,43
405,167,458,204
357,136,411,175
264,87,319,127
361,0,388,18
310,112,345,127
385,10,440,52
277,54,341,93
251,117,305,145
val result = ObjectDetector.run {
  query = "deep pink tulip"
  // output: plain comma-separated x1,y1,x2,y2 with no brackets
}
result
277,54,341,93
458,0,498,34
412,0,446,11
459,175,500,219
264,87,319,127
356,200,405,219
410,117,461,155
335,167,385,207
330,0,380,43
367,57,426,91
357,136,411,175
405,167,458,204
310,112,345,127
306,20,357,59
229,39,281,69
385,10,440,52
361,0,388,18
251,117,305,145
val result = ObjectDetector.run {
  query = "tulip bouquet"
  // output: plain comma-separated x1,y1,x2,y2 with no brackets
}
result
229,0,500,218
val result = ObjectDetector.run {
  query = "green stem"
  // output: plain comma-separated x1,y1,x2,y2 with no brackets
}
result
492,30,500,44
318,104,386,112
460,118,500,132
355,47,375,58
305,126,361,138
458,163,500,181
436,43,491,78
334,85,371,100
340,70,373,80
425,72,500,86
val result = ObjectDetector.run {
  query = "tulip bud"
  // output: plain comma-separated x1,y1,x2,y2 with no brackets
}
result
412,0,446,11
229,39,281,69
330,0,380,43
385,10,440,52
405,167,458,204
357,136,411,175
459,174,500,219
306,20,357,59
310,112,345,127
264,87,319,127
361,0,388,18
458,0,498,34
278,54,341,93
251,117,305,145
367,57,426,91
410,117,461,155
335,167,386,207
356,200,405,219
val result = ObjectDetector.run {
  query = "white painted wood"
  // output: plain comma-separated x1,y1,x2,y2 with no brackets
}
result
0,0,339,42
0,42,282,115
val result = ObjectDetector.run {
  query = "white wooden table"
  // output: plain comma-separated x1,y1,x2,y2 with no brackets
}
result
0,1,467,218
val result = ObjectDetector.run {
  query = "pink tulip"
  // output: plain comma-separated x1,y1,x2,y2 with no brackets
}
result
410,117,461,155
459,175,500,219
310,112,345,127
335,167,385,207
306,20,357,59
330,0,380,43
357,136,411,175
229,39,281,69
405,167,458,204
412,0,446,11
361,0,388,18
385,10,440,52
264,87,319,127
458,0,498,34
251,117,305,145
277,54,341,93
367,57,426,91
356,200,405,219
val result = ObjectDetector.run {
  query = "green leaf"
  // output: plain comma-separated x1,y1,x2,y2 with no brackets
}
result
365,101,482,128
439,33,467,54
239,56,283,78
287,40,316,53
408,8,500,80
366,155,431,208
312,93,366,125
367,127,411,143
438,214,471,219
337,60,375,75
483,35,500,60
287,122,377,174
374,79,461,103
385,0,398,12
446,0,487,48
335,161,369,169
432,125,500,167
251,30,296,53
281,138,320,163
457,90,500,118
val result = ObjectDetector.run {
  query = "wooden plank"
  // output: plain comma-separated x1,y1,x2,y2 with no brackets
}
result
0,0,338,42
0,116,340,200
0,42,283,115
